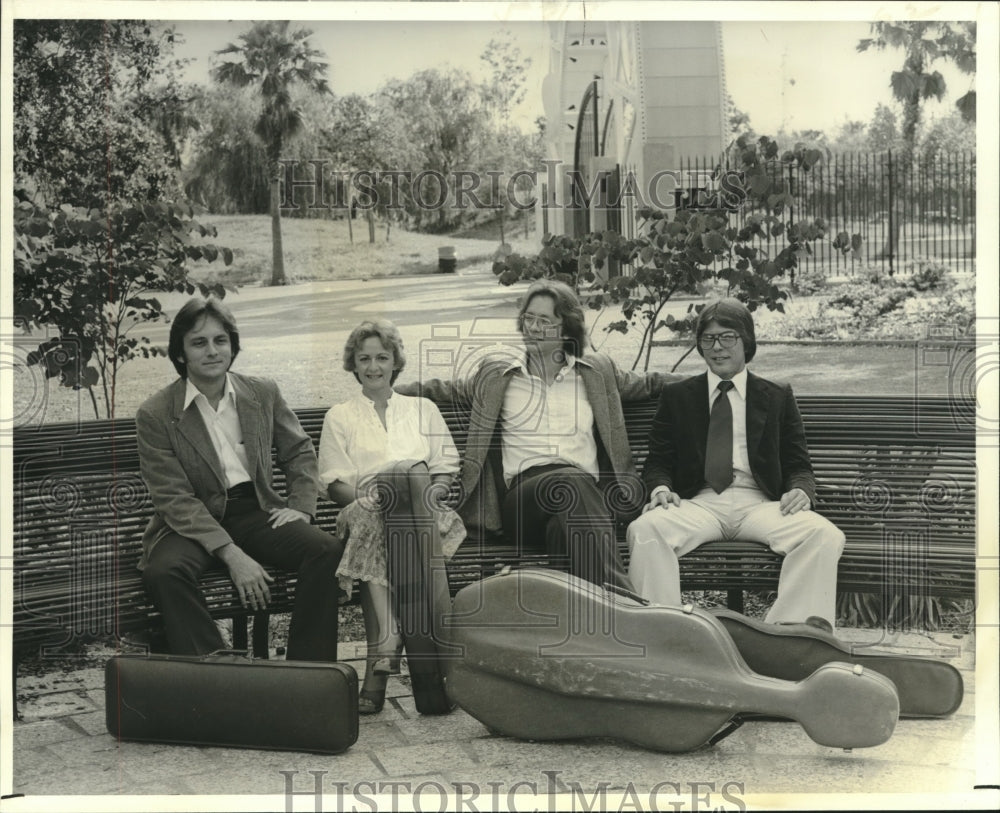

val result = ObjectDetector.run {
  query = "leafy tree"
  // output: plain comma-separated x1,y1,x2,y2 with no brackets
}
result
324,92,417,242
212,21,332,285
14,20,191,208
186,84,334,217
378,68,490,232
858,22,977,158
480,31,535,246
857,22,976,270
726,94,756,142
866,103,903,151
494,136,861,370
829,120,869,152
183,86,271,213
14,192,234,419
480,30,529,126
918,111,976,164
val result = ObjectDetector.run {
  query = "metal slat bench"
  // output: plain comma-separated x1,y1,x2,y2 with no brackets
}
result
12,395,976,690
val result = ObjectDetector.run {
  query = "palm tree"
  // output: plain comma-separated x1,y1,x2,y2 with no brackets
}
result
858,21,976,156
857,22,976,270
212,22,331,285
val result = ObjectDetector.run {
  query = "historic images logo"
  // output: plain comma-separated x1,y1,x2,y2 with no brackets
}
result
277,159,749,214
280,770,747,812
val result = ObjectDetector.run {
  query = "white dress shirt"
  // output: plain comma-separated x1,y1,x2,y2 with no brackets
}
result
184,374,253,489
500,353,599,484
317,393,460,489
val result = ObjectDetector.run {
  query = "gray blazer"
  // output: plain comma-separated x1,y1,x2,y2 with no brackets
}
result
398,352,681,534
135,372,321,568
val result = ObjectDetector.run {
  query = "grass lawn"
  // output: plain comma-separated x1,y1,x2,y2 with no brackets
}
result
640,341,964,398
15,333,959,427
12,210,974,424
191,212,540,286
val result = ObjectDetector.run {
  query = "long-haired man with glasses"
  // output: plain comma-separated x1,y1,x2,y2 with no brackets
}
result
399,279,680,591
626,298,845,628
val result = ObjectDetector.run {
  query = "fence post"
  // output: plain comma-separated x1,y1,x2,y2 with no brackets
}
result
887,149,895,276
787,162,796,287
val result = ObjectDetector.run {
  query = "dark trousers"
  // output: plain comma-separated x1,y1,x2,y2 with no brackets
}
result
142,496,342,661
501,464,634,592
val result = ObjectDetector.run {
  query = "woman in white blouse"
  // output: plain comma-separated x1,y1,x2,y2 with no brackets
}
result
318,319,465,714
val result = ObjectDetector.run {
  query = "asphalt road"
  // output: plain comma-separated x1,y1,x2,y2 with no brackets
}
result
11,264,975,426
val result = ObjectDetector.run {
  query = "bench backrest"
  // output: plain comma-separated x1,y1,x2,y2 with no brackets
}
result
12,395,976,645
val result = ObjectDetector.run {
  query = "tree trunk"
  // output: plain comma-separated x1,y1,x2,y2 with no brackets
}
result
367,208,376,244
270,175,287,285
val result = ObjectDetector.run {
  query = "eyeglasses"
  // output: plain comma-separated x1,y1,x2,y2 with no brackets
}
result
522,314,562,329
699,332,741,349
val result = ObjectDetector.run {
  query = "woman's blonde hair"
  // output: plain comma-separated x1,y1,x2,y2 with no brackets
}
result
343,319,406,384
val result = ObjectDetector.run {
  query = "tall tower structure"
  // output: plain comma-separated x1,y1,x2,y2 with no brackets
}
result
539,20,727,239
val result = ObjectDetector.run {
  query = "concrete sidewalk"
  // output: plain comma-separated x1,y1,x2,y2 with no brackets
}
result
7,627,990,811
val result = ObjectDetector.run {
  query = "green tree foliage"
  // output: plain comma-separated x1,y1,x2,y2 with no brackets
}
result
726,93,756,142
866,103,904,152
324,92,418,242
212,21,332,284
918,111,976,164
13,19,194,208
480,29,529,125
858,21,977,158
829,120,868,152
479,31,537,245
14,193,234,419
377,68,490,232
183,87,271,213
13,20,235,419
184,84,334,217
493,136,861,370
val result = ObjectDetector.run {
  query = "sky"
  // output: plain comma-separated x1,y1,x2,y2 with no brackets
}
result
168,14,979,138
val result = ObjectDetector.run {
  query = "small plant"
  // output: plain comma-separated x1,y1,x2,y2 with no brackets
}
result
825,271,915,329
790,267,829,296
14,191,235,418
904,258,954,292
494,134,863,370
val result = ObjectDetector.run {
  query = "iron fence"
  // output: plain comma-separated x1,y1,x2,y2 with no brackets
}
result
674,150,976,277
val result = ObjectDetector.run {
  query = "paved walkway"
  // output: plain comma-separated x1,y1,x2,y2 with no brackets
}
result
8,627,994,811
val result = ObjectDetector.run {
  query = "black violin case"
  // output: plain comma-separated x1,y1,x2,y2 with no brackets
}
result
444,568,900,752
105,651,359,754
711,609,963,718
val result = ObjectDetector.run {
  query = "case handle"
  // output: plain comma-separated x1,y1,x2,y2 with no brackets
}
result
207,649,250,658
602,583,652,606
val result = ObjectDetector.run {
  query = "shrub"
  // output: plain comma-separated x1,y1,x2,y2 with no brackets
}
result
790,267,830,296
903,258,955,292
825,271,915,330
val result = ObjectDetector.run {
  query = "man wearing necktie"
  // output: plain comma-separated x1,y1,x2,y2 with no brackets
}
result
135,296,343,659
626,299,845,627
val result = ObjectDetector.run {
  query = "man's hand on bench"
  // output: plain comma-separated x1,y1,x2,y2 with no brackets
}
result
779,488,811,516
216,543,274,610
643,486,682,513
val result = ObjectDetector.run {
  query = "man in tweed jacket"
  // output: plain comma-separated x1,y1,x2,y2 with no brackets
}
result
136,297,342,659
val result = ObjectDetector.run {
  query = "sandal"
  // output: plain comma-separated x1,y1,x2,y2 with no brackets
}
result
358,686,386,715
372,654,402,675
372,637,404,675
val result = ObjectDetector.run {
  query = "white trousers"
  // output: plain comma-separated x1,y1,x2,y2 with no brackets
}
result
626,485,845,625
